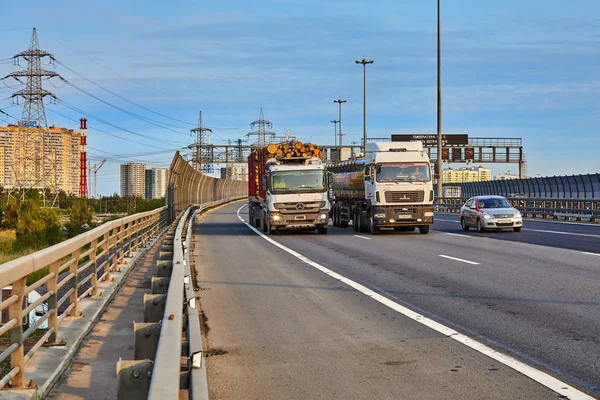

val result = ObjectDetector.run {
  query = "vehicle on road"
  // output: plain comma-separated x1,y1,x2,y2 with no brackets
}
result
248,141,330,235
460,195,523,232
328,141,434,234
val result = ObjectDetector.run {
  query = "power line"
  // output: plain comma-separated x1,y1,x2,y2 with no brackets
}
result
57,99,189,146
46,107,175,150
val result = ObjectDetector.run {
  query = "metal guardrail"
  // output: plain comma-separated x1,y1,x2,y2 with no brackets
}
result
117,198,241,400
0,206,170,389
435,197,600,222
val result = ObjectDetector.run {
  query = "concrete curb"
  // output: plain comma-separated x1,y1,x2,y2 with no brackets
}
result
18,230,168,400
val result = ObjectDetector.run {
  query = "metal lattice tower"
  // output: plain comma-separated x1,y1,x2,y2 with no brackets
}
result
190,111,212,172
247,108,275,146
4,28,62,205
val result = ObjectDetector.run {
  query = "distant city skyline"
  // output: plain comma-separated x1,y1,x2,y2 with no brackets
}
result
1,1,599,195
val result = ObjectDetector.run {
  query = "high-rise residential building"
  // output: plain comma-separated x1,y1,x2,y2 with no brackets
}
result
443,166,492,183
0,124,82,195
120,163,146,197
145,168,168,199
225,164,248,181
496,171,520,180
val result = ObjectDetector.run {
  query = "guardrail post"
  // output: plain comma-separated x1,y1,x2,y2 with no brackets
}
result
116,360,153,400
90,239,100,297
70,249,82,317
118,225,125,265
8,276,26,387
47,260,61,343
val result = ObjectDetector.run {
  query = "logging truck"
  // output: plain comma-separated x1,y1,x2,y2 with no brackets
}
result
248,141,330,235
328,141,434,234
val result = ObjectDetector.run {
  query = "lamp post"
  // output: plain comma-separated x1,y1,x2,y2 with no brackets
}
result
355,59,373,152
436,0,443,198
330,119,339,147
333,99,347,147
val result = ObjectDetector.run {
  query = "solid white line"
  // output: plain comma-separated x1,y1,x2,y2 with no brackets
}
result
234,204,592,400
445,232,470,238
527,228,600,238
437,219,600,238
582,252,600,257
353,235,371,240
439,255,480,265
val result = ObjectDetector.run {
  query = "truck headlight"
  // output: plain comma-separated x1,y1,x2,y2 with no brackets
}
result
319,213,328,219
374,213,386,218
424,211,434,217
272,214,281,221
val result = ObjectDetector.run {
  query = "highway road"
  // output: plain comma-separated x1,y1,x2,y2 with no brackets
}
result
192,201,599,399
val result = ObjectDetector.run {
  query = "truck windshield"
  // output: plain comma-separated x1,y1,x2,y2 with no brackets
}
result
270,170,325,193
376,162,431,182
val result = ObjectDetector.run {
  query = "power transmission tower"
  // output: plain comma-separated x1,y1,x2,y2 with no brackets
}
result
247,108,275,146
4,28,63,206
190,111,212,172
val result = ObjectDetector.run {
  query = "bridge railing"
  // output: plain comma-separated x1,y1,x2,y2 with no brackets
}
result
0,206,170,389
435,197,600,222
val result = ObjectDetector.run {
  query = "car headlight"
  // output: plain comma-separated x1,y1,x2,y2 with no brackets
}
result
374,213,386,218
483,213,492,219
514,211,521,217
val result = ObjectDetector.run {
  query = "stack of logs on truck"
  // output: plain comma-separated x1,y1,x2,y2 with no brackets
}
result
248,141,330,235
328,142,435,234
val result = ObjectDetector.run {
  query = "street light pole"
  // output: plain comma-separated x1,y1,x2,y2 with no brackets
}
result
330,119,339,148
334,99,347,147
436,0,443,198
355,59,373,152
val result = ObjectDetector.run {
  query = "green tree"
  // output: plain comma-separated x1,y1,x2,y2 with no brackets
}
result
66,201,93,238
13,199,65,251
1,198,20,230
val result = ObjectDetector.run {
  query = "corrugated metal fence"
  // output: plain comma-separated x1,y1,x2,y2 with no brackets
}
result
448,173,600,199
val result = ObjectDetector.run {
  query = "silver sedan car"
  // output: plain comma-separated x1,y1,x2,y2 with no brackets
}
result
460,196,523,232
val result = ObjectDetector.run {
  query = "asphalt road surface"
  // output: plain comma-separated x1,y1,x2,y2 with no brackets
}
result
191,202,599,399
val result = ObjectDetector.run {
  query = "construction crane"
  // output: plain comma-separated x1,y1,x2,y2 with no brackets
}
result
89,159,106,199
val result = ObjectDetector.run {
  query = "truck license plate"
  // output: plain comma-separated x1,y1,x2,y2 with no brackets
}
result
397,214,412,219
295,215,306,220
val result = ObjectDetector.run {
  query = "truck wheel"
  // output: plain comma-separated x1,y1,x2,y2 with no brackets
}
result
333,207,339,227
261,216,267,232
353,210,359,231
418,225,430,234
317,227,328,234
369,215,379,235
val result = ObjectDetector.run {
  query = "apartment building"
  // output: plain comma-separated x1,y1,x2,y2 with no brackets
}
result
120,163,147,197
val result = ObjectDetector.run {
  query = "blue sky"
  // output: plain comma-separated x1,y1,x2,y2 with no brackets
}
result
1,0,599,196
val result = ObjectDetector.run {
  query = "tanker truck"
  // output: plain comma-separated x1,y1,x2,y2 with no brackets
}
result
328,141,434,234
248,141,330,235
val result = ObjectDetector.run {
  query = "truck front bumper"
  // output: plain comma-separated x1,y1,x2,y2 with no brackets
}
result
269,209,329,229
372,205,434,227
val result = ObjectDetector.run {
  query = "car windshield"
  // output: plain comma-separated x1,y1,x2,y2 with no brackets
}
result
478,198,512,209
376,162,431,182
270,170,325,193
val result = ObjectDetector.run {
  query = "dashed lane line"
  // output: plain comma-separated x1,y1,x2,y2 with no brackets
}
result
439,255,480,265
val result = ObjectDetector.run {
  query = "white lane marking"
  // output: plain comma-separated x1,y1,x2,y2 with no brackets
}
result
436,218,461,223
437,218,600,238
353,235,371,240
235,204,593,400
582,252,600,257
527,228,600,239
439,255,480,265
445,232,470,238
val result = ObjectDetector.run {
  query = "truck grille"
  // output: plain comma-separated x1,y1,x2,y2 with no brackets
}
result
385,191,424,203
275,202,325,213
